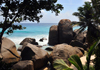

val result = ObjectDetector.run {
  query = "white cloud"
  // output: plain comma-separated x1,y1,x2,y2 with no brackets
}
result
39,11,79,23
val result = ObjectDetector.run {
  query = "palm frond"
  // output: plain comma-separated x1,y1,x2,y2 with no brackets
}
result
71,21,80,27
68,55,83,70
73,25,86,40
86,39,100,70
53,59,73,70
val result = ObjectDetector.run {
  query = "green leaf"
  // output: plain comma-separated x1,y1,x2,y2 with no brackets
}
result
68,55,83,70
88,39,100,57
53,59,73,70
63,68,73,70
86,39,100,70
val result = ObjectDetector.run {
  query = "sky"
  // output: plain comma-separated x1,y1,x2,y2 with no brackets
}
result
0,0,91,23
35,0,91,23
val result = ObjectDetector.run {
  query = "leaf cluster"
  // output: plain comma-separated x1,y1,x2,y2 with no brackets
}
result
0,0,63,22
72,2,93,29
0,0,63,35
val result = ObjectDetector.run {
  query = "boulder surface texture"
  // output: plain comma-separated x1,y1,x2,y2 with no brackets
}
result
21,43,49,70
1,37,20,63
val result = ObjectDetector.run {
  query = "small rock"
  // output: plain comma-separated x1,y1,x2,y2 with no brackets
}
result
39,38,47,42
20,38,38,45
45,47,54,51
17,46,22,51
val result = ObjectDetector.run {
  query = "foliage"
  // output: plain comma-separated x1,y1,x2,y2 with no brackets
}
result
86,39,100,70
72,1,100,69
53,59,73,70
68,55,83,70
89,0,100,70
91,0,100,24
83,65,95,70
0,0,63,36
71,1,100,49
72,2,93,31
53,39,100,70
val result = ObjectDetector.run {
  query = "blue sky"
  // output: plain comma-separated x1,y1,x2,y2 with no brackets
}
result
37,0,91,23
0,0,91,23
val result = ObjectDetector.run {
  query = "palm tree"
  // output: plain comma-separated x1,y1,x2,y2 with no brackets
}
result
73,1,100,70
91,0,100,69
72,2,100,48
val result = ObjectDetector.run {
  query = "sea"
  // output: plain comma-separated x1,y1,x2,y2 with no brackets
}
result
2,23,80,50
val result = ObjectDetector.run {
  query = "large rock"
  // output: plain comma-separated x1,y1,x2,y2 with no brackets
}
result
20,38,38,45
50,44,84,66
58,19,73,44
1,37,20,63
21,43,49,70
12,60,34,70
48,25,58,45
18,43,42,52
73,29,87,43
70,40,84,47
70,40,87,50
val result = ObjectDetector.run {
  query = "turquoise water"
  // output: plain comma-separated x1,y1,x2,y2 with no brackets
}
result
2,23,80,49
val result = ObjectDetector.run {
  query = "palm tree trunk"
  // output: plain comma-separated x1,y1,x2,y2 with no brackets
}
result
86,23,99,48
86,24,93,48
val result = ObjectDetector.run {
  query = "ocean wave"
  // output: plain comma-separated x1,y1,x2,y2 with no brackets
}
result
7,34,49,48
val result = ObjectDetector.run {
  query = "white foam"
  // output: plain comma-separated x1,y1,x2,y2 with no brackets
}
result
7,34,49,48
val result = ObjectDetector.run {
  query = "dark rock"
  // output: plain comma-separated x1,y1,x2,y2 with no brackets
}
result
45,47,54,51
12,60,34,70
49,44,84,66
39,37,47,42
73,29,87,43
48,25,58,45
33,42,38,45
70,40,87,50
58,19,73,44
21,43,49,70
20,38,38,45
1,37,20,63
70,40,84,47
